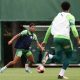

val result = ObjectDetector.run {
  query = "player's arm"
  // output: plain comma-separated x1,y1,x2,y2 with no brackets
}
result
37,42,44,52
69,15,80,44
42,51,49,64
8,30,27,45
42,26,51,46
71,25,80,43
8,34,20,45
33,34,44,51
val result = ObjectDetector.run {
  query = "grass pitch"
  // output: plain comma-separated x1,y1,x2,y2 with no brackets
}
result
0,68,80,80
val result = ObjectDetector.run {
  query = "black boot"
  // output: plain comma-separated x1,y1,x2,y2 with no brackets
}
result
58,75,63,79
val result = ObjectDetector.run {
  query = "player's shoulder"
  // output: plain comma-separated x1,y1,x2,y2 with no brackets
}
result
22,29,28,32
20,29,28,34
33,33,37,37
67,13,75,20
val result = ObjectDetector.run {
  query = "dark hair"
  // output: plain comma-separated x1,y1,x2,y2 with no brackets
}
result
29,23,35,27
61,1,70,11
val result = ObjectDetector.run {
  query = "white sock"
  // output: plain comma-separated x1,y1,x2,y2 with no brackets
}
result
59,68,65,76
25,64,28,70
0,66,7,72
26,67,31,70
25,64,30,70
49,54,54,59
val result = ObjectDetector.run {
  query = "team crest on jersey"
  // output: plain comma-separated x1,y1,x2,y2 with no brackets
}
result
30,36,33,39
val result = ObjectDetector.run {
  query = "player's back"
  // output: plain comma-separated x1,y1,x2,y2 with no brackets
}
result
51,12,73,38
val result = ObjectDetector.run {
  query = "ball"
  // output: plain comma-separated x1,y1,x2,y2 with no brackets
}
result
36,64,45,73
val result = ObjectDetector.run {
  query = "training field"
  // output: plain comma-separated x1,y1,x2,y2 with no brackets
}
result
0,68,80,80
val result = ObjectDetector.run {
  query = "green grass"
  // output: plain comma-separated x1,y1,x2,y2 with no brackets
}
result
0,68,80,80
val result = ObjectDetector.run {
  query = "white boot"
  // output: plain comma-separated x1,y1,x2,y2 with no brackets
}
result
0,66,7,73
63,76,69,79
25,64,32,73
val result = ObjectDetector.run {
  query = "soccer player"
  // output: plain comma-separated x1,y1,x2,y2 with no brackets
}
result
41,1,80,79
0,23,44,73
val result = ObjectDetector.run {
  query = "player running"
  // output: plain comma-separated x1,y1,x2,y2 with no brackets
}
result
0,23,44,73
41,1,80,79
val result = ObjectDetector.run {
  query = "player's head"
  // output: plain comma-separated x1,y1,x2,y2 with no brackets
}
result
29,23,36,32
61,1,70,11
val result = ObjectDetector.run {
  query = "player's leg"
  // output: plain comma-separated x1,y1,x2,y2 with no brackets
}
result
6,56,20,67
58,52,72,79
52,38,63,63
58,39,73,79
25,51,34,73
42,50,54,64
52,38,69,79
62,50,72,70
0,49,22,73
42,51,49,64
42,38,63,64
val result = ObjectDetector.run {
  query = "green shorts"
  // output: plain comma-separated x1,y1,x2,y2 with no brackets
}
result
16,49,32,57
54,38,73,59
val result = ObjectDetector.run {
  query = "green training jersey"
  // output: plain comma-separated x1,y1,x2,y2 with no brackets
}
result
43,12,79,44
